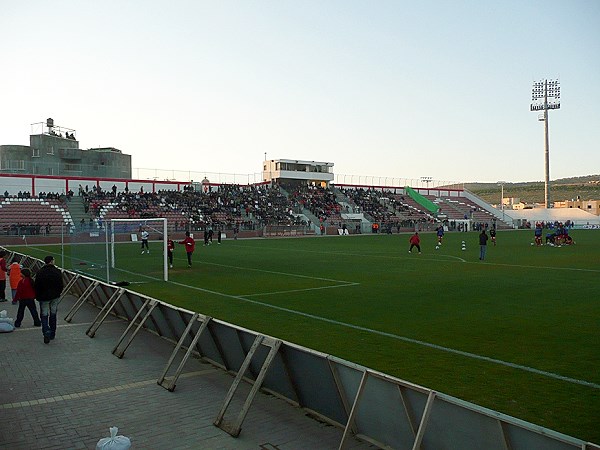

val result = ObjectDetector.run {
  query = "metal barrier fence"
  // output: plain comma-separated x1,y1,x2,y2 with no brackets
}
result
5,249,598,450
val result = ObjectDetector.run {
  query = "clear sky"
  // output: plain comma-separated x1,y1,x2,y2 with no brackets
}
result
1,1,599,183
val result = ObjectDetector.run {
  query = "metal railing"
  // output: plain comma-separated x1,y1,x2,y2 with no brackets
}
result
3,248,596,450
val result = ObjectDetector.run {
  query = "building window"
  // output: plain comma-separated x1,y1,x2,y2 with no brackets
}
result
32,148,40,157
64,163,81,172
7,160,25,170
47,146,54,155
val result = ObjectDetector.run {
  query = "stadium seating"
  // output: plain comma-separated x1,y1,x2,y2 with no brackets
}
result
56,184,503,236
431,196,507,228
0,197,74,235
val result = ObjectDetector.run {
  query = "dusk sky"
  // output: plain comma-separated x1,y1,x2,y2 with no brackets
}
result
1,1,599,184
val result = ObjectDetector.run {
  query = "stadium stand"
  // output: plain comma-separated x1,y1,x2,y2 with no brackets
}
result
0,197,74,235
1,178,509,237
290,185,342,226
431,195,508,228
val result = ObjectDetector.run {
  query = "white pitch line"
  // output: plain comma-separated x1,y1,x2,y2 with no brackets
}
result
229,243,600,273
474,261,600,273
229,243,468,264
242,282,360,297
109,267,600,390
17,247,599,389
198,260,355,284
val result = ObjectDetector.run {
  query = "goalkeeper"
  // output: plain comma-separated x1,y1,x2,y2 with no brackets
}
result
178,231,196,268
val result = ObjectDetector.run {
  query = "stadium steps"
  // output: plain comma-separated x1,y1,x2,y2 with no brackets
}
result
300,207,322,234
66,195,89,228
331,186,357,213
435,197,468,219
277,185,290,197
278,185,321,233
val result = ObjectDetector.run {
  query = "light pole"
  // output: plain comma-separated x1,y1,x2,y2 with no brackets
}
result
531,79,560,208
420,176,432,190
497,181,507,222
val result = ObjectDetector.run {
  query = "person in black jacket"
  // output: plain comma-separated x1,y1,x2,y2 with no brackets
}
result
35,255,64,344
479,230,489,261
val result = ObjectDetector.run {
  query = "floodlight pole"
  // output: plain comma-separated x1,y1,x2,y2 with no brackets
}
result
497,181,507,222
531,79,560,208
543,86,550,208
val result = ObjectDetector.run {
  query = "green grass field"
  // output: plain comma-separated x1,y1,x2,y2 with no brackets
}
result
8,229,600,443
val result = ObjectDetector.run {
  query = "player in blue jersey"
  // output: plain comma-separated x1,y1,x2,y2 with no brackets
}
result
534,224,543,246
436,225,444,245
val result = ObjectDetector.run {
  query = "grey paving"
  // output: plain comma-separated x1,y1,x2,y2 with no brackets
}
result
0,294,373,449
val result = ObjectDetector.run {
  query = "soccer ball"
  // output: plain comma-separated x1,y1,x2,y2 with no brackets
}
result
435,245,440,250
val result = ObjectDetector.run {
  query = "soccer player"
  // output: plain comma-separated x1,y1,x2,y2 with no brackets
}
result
408,232,421,254
141,228,150,254
179,231,196,268
436,225,444,245
489,227,496,246
534,223,543,246
167,238,175,268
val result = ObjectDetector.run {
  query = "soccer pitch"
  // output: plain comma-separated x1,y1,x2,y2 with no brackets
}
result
10,229,600,443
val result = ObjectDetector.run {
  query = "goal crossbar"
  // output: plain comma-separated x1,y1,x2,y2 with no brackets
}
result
107,218,168,282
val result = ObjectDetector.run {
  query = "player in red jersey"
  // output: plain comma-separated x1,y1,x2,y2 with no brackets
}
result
178,231,196,268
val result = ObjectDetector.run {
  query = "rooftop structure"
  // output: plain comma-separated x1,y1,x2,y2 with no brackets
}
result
263,158,334,188
0,118,132,179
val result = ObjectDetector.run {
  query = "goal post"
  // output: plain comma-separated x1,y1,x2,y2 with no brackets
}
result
107,218,168,282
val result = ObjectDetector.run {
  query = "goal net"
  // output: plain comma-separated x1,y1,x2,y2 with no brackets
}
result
108,218,168,283
68,217,168,284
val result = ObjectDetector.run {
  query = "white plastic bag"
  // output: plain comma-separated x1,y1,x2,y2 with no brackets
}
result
0,310,14,328
96,427,131,450
0,322,14,333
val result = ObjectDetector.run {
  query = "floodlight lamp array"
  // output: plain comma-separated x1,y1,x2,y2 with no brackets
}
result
530,103,560,111
530,79,561,110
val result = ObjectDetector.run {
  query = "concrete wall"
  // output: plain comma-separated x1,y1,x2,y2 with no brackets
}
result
0,135,131,179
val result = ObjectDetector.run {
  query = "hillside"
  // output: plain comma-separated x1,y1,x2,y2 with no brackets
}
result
465,175,600,205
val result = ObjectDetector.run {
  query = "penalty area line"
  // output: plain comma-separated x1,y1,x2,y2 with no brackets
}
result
242,282,359,297
227,296,600,390
21,250,596,390
198,260,356,284
137,271,600,391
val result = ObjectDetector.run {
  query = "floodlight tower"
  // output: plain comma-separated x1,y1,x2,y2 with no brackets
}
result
531,79,560,208
497,181,507,222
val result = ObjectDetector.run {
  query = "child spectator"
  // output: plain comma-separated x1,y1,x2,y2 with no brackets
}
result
14,268,41,328
9,259,22,304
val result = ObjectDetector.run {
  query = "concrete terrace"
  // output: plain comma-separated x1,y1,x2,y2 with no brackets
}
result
0,294,372,449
